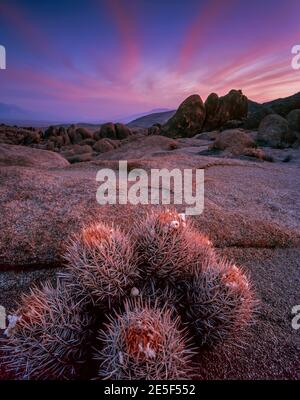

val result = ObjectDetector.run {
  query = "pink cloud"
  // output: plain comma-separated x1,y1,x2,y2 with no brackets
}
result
100,0,140,82
176,0,236,75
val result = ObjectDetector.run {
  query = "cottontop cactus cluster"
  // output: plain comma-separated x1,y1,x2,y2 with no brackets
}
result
0,208,256,380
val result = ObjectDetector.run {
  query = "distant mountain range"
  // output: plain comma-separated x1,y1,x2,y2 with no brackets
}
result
116,108,171,124
0,103,62,127
0,103,172,128
127,110,176,128
0,103,32,121
263,92,300,116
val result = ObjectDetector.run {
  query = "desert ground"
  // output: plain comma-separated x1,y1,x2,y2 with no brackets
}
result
0,90,300,379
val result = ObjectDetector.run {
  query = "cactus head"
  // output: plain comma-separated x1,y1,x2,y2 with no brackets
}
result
180,258,255,347
0,280,93,380
95,301,194,380
63,222,140,309
133,208,215,285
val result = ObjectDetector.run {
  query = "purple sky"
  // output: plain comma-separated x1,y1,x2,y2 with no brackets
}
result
0,0,299,122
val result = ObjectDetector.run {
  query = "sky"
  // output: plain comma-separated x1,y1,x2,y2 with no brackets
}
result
0,0,299,122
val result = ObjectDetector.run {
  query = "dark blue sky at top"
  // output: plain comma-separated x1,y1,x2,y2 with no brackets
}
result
0,0,299,121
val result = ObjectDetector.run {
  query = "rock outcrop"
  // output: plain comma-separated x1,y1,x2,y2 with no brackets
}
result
75,127,94,140
93,138,120,153
115,123,131,139
95,122,116,140
221,119,245,130
60,144,94,163
148,124,162,135
258,114,296,147
0,123,134,164
44,125,95,147
162,94,206,137
67,126,93,144
287,109,300,133
0,144,69,168
211,129,256,155
161,90,248,137
203,90,248,132
243,101,274,129
0,125,42,146
66,153,93,163
95,122,132,141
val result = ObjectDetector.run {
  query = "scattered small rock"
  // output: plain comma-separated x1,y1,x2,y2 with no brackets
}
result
258,114,296,148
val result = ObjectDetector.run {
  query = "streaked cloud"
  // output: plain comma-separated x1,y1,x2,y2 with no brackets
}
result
0,0,299,120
